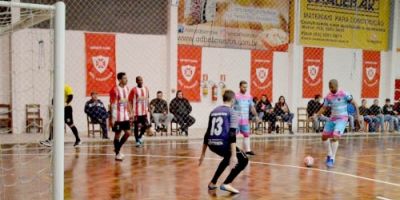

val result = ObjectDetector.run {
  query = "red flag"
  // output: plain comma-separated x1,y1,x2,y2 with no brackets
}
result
251,50,273,100
177,45,202,102
361,51,380,98
303,47,323,98
85,33,116,96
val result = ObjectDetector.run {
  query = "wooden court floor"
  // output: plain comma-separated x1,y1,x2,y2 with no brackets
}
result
1,135,400,200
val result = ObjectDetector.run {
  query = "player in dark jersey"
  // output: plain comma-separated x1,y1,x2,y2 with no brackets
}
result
199,90,249,194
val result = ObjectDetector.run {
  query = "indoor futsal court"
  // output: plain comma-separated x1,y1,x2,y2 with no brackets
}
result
1,0,400,199
1,134,400,199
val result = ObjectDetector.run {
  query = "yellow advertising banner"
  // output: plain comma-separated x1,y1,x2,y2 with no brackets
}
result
178,0,290,51
300,0,390,51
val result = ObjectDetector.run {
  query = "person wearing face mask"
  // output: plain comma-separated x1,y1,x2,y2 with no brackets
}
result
307,94,329,133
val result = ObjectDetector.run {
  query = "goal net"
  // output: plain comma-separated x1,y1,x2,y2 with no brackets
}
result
0,1,64,199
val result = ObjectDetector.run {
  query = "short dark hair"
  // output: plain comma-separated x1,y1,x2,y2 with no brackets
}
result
361,99,366,103
223,90,235,102
314,94,321,100
386,98,391,102
157,91,162,94
239,81,247,87
117,72,126,80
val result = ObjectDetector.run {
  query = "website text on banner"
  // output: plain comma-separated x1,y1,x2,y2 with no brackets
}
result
300,0,390,51
178,0,289,50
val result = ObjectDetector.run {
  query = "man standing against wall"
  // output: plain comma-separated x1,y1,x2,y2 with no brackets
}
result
234,81,259,156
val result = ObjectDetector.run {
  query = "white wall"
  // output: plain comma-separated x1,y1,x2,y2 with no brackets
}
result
11,29,53,133
5,29,398,133
0,35,11,104
184,48,290,128
295,47,392,108
9,29,168,133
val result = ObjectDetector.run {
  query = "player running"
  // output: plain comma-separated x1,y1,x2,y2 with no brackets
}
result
316,79,359,168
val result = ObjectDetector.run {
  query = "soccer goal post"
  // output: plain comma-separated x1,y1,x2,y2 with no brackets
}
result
0,1,65,199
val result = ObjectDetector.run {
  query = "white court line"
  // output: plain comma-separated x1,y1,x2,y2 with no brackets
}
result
2,151,400,189
61,152,400,188
3,134,399,151
376,196,393,200
0,137,323,151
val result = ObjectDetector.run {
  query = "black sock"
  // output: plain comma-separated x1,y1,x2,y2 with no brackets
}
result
119,133,130,149
48,130,53,141
114,139,120,154
70,126,80,142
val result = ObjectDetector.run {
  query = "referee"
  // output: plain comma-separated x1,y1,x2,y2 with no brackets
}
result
40,84,81,147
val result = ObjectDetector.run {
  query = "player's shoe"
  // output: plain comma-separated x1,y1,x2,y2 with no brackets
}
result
220,184,240,194
326,156,334,168
135,141,141,147
246,151,255,156
115,153,124,161
73,140,82,147
208,183,218,190
39,140,52,147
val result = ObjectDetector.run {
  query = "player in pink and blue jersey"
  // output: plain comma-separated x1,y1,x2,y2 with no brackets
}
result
234,81,260,156
317,79,359,168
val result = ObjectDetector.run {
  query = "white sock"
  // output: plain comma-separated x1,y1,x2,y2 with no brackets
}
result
331,141,339,160
323,140,332,157
243,137,251,152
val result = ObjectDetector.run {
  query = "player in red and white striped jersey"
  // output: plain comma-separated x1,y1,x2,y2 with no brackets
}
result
129,76,151,147
110,72,132,161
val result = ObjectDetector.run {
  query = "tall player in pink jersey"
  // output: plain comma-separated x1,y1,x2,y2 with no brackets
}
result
129,76,151,147
317,79,359,168
234,81,260,155
110,72,132,161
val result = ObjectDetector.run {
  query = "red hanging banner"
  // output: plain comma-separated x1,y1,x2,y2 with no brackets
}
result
177,45,202,102
303,47,323,98
362,50,381,98
85,33,116,96
251,50,273,100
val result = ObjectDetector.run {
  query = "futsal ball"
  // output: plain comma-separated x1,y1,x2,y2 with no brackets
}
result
146,127,155,136
304,156,314,168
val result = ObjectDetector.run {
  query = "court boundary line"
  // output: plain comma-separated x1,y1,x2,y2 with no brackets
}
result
59,152,400,188
3,134,400,152
376,196,393,200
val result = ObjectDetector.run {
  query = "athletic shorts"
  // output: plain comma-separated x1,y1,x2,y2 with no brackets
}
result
134,115,150,130
323,120,347,138
238,124,250,137
64,106,73,125
112,121,131,132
